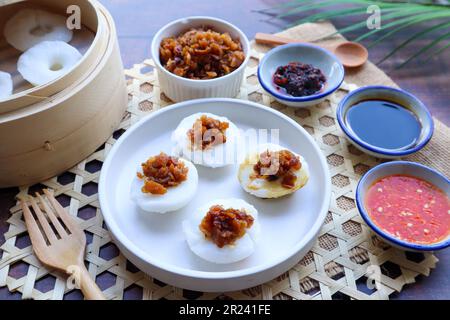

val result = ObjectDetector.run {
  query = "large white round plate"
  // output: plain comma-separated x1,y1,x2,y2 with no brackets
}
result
99,98,331,292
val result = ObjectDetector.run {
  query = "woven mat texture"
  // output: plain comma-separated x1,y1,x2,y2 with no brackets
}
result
0,22,447,300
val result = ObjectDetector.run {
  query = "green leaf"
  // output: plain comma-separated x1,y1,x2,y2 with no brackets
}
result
264,0,450,65
275,0,407,19
275,0,448,21
367,13,450,49
327,8,438,38
397,31,450,68
355,9,449,42
299,7,385,24
377,21,450,64
287,5,407,30
426,41,450,59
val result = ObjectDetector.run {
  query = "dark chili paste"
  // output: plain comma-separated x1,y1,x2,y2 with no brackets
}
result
273,62,326,97
137,152,188,195
199,205,254,248
253,150,301,188
188,115,229,150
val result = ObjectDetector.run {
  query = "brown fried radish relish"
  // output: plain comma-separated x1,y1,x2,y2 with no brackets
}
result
137,152,188,195
199,205,254,248
253,150,301,188
160,28,245,79
188,115,229,150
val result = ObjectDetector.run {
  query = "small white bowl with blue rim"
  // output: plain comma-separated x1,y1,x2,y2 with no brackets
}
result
257,43,345,108
337,86,434,159
356,161,450,251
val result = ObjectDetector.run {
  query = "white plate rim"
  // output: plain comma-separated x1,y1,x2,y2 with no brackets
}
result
99,98,331,280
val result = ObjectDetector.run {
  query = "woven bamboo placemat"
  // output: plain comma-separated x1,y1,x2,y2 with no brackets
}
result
1,22,448,300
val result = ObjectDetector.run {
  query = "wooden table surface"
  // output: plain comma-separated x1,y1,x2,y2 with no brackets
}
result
0,0,448,300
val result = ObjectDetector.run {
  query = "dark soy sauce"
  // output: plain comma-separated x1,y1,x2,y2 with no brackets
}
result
345,99,422,150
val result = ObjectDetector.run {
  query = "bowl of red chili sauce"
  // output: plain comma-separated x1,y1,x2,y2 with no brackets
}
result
257,43,344,108
356,161,450,251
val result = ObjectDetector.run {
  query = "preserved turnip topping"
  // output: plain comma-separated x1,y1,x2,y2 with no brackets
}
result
137,152,188,195
253,149,301,188
199,205,254,248
160,28,245,79
187,115,229,150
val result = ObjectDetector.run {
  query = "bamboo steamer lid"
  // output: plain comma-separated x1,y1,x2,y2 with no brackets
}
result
0,0,128,187
0,0,105,113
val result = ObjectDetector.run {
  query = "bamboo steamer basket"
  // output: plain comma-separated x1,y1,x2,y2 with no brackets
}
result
0,0,106,113
0,0,127,187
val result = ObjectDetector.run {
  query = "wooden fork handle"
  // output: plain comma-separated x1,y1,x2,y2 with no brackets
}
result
79,265,106,300
255,33,300,46
255,33,333,50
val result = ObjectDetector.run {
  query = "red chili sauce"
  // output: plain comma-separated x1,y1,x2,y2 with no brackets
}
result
365,175,450,244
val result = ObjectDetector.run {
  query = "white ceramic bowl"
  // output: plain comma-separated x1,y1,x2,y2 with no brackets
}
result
258,43,345,108
356,161,450,251
99,98,331,292
337,86,434,159
150,16,250,102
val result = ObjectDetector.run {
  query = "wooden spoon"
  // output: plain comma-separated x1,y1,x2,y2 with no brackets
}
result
255,33,368,68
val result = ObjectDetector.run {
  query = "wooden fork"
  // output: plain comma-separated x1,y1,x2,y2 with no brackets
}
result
21,189,105,300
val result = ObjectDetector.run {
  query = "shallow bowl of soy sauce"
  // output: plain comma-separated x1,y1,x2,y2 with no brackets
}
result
337,86,434,159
